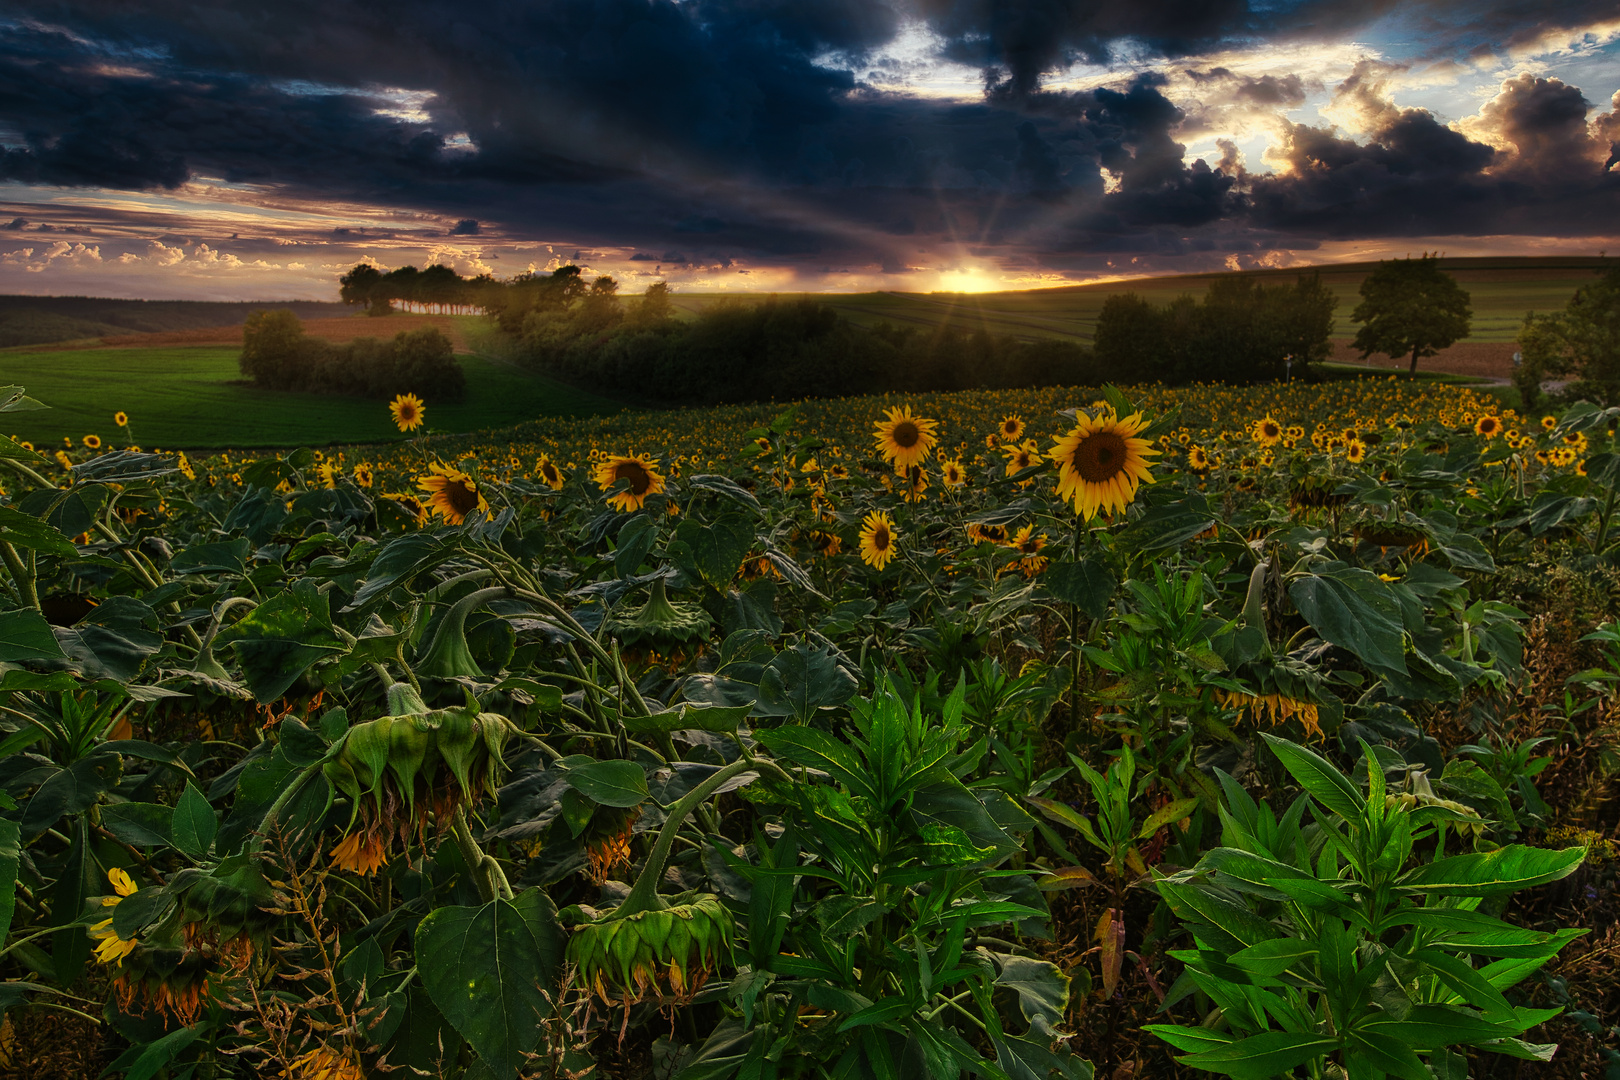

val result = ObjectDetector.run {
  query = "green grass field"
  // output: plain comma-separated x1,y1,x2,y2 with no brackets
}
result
669,256,1608,344
0,346,624,450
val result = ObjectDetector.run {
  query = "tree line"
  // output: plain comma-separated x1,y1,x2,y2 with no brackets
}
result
239,310,466,401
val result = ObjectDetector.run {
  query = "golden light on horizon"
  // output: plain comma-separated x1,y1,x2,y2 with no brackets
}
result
933,267,1002,293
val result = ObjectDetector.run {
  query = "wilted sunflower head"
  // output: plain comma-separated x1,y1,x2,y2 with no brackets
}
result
1050,411,1159,520
416,462,489,525
873,406,939,472
593,452,666,512
536,454,565,491
389,393,425,433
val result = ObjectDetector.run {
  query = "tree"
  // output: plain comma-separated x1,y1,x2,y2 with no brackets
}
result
338,264,385,314
629,281,674,328
1515,264,1620,409
1351,255,1472,376
240,310,313,388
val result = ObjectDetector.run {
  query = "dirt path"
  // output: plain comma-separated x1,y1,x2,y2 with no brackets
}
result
99,314,471,351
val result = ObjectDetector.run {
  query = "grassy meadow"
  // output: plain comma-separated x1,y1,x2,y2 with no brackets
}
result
0,343,622,449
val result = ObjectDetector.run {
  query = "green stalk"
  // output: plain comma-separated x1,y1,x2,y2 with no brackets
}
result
617,756,757,918
0,541,38,610
1596,481,1618,551
451,806,512,902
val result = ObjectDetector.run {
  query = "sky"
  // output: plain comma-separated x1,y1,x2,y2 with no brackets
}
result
0,1,1616,300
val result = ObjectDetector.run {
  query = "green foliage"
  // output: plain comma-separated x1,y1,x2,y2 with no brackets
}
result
1148,736,1584,1080
239,312,468,401
1092,272,1338,384
1515,264,1620,409
1352,255,1473,376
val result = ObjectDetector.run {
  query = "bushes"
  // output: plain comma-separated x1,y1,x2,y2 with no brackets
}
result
239,310,466,401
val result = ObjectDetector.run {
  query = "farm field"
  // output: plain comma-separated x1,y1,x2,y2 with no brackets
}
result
7,373,1615,1079
0,343,621,448
670,256,1606,346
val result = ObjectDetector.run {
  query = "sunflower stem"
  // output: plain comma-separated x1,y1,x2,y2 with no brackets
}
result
618,756,756,918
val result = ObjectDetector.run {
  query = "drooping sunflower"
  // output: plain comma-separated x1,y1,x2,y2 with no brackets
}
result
417,462,489,525
1251,416,1282,447
1474,415,1502,438
858,511,898,570
536,454,566,491
594,452,666,512
872,406,939,472
1049,411,1159,520
389,393,425,433
998,415,1025,442
330,829,389,876
114,411,129,428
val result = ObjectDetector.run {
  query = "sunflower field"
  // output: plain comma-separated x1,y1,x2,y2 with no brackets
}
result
1,374,1618,1080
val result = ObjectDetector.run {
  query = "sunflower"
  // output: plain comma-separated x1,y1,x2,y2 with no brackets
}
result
1187,445,1211,471
1474,415,1502,438
901,464,929,502
998,415,1025,442
1002,439,1043,485
594,452,666,512
283,1045,365,1080
114,411,129,428
1345,439,1367,464
386,492,430,527
176,451,196,481
329,830,389,876
967,522,1008,545
1049,411,1159,520
352,463,373,488
389,393,425,433
416,462,489,525
873,406,939,472
858,511,898,570
807,529,843,557
941,458,967,487
316,461,339,489
1251,417,1282,446
1541,415,1557,431
90,867,140,966
83,434,101,449
537,454,565,491
1010,525,1049,575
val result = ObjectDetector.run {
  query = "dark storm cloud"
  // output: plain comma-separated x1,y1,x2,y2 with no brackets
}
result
0,0,1614,277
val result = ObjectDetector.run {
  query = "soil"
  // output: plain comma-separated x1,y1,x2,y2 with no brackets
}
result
98,313,470,351
1328,338,1520,380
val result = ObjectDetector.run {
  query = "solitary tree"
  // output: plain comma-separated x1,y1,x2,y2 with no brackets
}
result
1351,255,1472,376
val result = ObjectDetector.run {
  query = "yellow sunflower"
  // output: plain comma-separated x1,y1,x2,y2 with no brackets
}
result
941,458,967,487
536,454,566,491
1345,439,1367,464
114,411,129,428
1049,411,1159,520
316,461,339,489
858,511,898,570
998,415,1025,442
352,463,373,488
901,464,930,502
1002,439,1043,482
593,452,666,512
90,867,140,966
83,434,101,449
1010,525,1049,575
873,406,939,472
389,393,425,433
1187,445,1211,471
1541,415,1557,431
1251,417,1282,447
416,462,489,525
1474,415,1502,438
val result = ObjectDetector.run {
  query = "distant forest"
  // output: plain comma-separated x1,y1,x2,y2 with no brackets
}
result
0,295,347,348
334,261,1338,404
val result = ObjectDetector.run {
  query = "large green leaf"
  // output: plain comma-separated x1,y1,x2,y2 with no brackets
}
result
0,608,66,662
220,581,348,703
0,508,76,557
676,515,753,590
756,642,858,722
753,726,873,801
1288,561,1407,674
1175,1031,1336,1080
415,897,558,1080
1260,734,1365,823
562,759,648,808
172,782,218,859
1044,560,1117,620
0,819,18,947
1399,845,1586,896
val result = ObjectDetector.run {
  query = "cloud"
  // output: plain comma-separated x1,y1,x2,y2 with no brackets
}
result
449,218,479,235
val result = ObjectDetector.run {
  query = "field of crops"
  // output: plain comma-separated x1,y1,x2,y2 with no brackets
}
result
0,343,620,449
0,373,1617,1079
